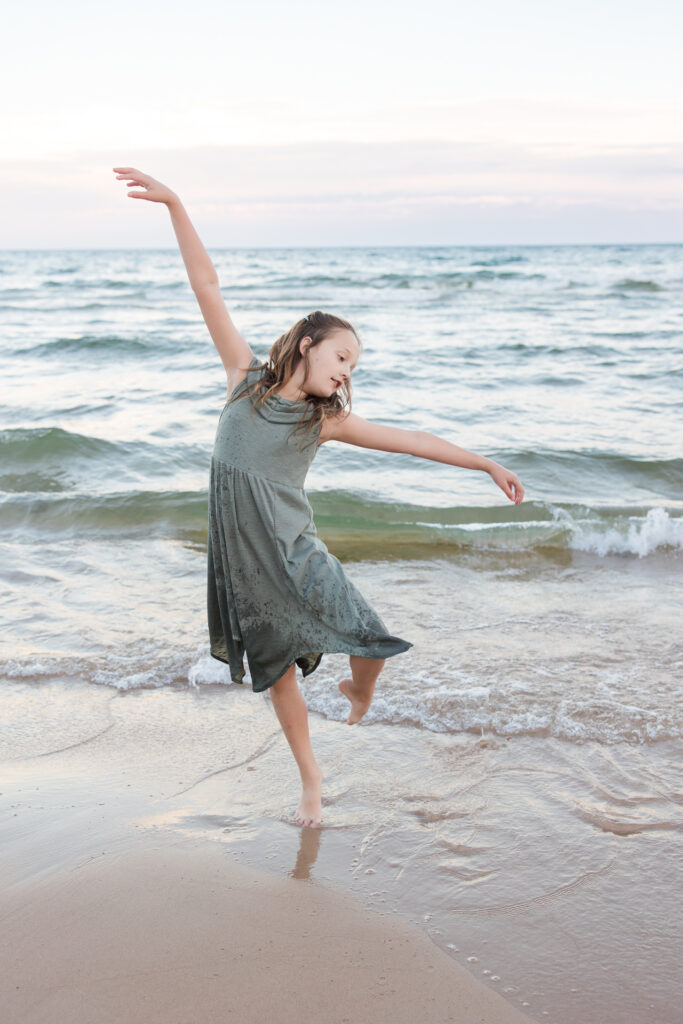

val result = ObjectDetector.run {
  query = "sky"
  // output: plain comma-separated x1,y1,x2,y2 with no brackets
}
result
1,0,681,247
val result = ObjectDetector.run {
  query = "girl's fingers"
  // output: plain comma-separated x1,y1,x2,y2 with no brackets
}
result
114,168,150,186
507,476,524,504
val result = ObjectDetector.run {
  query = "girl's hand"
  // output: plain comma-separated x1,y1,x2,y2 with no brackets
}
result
488,462,525,504
112,167,178,205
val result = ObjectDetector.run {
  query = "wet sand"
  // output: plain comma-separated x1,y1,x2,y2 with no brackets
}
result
1,752,532,1024
1,838,538,1024
2,678,680,1024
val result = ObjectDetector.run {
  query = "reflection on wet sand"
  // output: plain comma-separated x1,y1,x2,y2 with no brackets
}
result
289,825,323,880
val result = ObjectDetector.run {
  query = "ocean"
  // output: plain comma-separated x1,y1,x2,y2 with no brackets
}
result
1,243,681,1023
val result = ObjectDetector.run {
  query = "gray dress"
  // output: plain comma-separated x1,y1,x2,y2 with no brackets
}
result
207,355,413,692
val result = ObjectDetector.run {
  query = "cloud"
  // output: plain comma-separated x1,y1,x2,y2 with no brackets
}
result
1,139,681,247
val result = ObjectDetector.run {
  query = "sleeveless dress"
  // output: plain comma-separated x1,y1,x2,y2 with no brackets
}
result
207,355,413,693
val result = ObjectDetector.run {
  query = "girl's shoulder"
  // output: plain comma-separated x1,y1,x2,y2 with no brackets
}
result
318,407,349,446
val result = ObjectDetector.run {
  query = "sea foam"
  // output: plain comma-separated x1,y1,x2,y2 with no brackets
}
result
565,507,683,557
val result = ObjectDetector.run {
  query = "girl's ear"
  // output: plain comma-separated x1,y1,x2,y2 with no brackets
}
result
299,336,312,358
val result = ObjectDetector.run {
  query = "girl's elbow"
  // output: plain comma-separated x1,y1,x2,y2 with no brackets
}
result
408,430,429,457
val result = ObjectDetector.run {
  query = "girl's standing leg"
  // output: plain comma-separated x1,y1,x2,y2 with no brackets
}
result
338,656,385,724
269,664,323,827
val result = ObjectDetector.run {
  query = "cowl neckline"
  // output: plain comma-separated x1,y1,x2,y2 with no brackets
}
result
246,359,318,426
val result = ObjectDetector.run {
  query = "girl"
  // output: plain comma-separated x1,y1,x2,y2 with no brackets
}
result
113,167,525,828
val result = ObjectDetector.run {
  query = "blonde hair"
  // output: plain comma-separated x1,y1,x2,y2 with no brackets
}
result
231,310,362,448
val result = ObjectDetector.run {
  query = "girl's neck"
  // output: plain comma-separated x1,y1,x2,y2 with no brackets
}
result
274,373,309,403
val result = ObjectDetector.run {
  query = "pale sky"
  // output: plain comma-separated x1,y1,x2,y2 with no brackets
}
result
1,0,681,246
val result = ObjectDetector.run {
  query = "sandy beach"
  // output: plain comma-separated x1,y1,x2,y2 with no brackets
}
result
1,725,533,1024
3,678,680,1024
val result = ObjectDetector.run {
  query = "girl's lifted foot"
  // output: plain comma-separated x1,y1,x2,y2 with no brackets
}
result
293,770,323,827
338,677,373,725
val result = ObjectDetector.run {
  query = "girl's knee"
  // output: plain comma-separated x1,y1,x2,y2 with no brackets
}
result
349,655,385,667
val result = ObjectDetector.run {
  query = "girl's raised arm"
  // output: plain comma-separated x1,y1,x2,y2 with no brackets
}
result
323,412,524,504
112,168,253,382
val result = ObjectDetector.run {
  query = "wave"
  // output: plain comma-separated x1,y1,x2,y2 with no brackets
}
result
11,331,198,359
2,483,680,560
509,450,683,498
430,270,546,288
42,277,185,290
301,672,681,745
0,489,208,532
612,278,663,292
3,650,679,744
456,342,623,362
373,269,546,287
560,506,683,557
251,273,361,290
2,428,679,512
0,425,129,465
313,495,683,560
232,269,547,291
27,334,160,358
470,255,529,267
0,426,207,488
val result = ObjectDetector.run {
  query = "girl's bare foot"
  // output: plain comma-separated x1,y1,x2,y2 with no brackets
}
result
293,769,323,827
338,677,372,725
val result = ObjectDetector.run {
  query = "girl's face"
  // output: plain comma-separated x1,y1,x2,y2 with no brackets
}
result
303,329,360,397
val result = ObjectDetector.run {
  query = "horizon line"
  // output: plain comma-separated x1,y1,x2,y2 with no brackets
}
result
2,241,681,253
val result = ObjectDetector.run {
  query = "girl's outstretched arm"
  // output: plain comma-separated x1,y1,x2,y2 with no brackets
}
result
324,412,524,504
112,167,253,379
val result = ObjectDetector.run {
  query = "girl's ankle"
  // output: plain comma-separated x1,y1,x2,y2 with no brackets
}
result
301,765,323,786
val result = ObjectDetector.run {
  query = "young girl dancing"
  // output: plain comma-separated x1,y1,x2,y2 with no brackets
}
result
113,167,525,829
